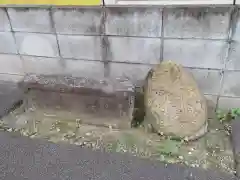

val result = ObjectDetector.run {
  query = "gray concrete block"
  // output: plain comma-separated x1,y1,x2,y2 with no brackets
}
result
218,96,240,109
0,8,11,32
53,8,102,35
0,32,16,54
64,59,104,79
221,71,240,97
163,39,227,69
15,33,59,57
226,41,240,70
106,36,161,64
0,54,24,75
186,68,222,95
7,8,53,33
232,9,240,41
58,35,101,60
163,7,230,39
0,74,23,83
105,7,162,37
0,32,17,54
109,62,152,86
22,56,63,75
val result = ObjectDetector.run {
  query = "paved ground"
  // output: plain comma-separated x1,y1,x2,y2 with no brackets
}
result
0,81,238,180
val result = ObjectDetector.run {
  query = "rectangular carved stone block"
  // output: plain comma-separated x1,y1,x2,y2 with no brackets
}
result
19,74,135,129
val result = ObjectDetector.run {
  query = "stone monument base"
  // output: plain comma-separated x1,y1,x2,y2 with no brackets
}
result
18,74,135,129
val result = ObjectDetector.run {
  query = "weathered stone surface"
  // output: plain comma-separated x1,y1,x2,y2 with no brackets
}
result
19,74,135,129
144,61,208,140
19,74,134,95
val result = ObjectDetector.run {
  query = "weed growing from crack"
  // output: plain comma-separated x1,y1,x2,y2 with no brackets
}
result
216,108,240,123
216,108,240,135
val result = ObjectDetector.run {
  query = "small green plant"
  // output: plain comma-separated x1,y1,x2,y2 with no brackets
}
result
216,108,240,123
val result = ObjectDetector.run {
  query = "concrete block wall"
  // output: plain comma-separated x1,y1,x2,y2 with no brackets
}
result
1,6,240,110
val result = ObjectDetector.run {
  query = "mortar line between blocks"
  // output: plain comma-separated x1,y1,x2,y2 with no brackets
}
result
0,52,105,62
101,6,110,78
9,31,230,41
0,72,24,76
159,8,164,62
49,8,65,69
218,95,240,98
0,51,232,70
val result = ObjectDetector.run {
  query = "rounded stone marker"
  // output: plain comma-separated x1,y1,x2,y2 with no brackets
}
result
144,61,208,140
